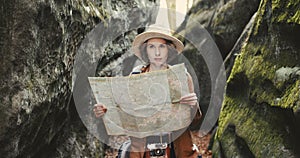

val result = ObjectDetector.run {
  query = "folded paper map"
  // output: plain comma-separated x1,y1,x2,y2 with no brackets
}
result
88,64,191,138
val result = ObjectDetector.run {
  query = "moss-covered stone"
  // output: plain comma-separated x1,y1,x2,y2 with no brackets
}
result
214,0,300,157
217,124,255,158
278,80,300,110
216,97,296,157
271,0,300,24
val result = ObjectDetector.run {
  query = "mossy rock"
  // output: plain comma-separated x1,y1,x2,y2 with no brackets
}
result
214,0,300,157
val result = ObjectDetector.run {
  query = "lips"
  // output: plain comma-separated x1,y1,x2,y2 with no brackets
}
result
154,58,162,61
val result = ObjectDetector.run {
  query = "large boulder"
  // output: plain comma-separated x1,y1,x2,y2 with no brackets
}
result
213,0,300,157
180,0,260,129
184,0,261,58
0,0,106,157
0,0,158,157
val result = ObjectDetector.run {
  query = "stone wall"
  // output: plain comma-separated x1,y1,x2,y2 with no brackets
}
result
213,0,300,157
0,0,157,157
1,0,299,157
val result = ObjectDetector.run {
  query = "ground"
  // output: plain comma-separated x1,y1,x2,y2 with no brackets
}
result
192,131,212,158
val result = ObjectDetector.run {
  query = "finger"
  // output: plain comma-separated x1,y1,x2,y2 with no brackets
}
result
95,104,107,110
97,107,108,113
180,96,197,102
181,95,197,100
94,105,104,111
181,93,196,97
180,101,197,105
95,111,105,117
95,106,102,110
95,113,104,118
180,100,197,106
95,109,105,114
180,93,197,99
180,99,197,103
97,112,105,116
93,108,102,112
94,107,107,114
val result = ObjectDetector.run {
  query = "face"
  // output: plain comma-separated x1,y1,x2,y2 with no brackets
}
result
146,38,168,67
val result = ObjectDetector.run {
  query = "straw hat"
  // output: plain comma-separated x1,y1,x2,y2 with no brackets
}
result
132,25,184,60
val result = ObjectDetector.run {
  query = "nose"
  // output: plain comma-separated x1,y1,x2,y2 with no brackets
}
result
155,48,160,56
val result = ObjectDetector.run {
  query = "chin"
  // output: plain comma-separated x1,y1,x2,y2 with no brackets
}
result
151,62,165,66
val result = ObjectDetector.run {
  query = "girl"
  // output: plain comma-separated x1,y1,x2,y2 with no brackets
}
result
94,27,202,158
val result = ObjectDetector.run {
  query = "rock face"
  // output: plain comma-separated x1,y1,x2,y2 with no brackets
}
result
213,0,300,157
1,0,299,157
185,0,261,58
0,1,104,157
180,0,261,130
0,0,157,157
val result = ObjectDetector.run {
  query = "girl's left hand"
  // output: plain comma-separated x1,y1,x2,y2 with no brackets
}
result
180,93,198,106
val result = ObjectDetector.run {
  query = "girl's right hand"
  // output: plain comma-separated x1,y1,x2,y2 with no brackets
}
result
93,103,107,118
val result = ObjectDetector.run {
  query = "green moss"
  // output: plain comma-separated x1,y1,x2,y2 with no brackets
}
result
276,12,288,22
217,124,255,157
271,0,300,24
227,43,251,83
230,41,288,106
239,118,287,157
288,9,300,24
253,0,267,35
279,80,300,110
217,97,295,157
216,97,240,138
217,37,297,155
216,0,299,157
271,0,280,10
232,43,275,81
287,0,300,24
256,0,300,35
245,56,275,82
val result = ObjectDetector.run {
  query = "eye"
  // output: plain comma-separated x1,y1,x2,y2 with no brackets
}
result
159,44,167,48
147,44,155,49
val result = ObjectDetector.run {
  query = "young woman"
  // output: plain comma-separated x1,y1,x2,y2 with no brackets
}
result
94,27,202,158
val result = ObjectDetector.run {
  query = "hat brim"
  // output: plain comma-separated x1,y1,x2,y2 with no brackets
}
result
132,31,184,60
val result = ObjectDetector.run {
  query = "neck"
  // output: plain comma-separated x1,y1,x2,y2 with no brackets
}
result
149,63,168,72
